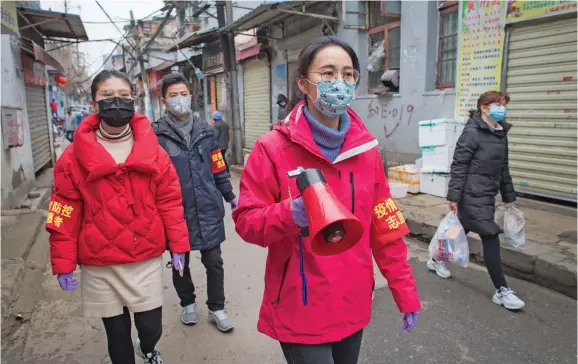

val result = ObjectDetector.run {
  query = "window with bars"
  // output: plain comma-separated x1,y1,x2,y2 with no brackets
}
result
367,0,401,93
437,1,458,89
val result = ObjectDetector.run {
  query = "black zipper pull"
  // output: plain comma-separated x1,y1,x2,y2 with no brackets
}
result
338,169,342,180
350,172,355,214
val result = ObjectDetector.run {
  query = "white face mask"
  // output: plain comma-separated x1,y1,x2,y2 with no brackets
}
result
167,96,192,117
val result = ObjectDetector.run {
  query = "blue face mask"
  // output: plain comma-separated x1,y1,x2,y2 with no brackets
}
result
306,80,355,118
488,105,506,121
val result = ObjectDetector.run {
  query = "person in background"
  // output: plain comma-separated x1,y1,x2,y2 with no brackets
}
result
212,110,230,174
232,37,420,364
435,90,525,311
63,107,76,142
46,70,190,364
50,98,58,118
153,73,238,333
276,93,289,121
81,106,90,121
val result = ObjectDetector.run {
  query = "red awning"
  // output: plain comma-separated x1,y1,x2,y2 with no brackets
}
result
236,44,261,62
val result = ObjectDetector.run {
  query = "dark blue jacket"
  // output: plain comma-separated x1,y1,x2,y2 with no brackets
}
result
152,114,235,251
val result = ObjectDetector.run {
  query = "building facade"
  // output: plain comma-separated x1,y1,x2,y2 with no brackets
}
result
219,0,576,202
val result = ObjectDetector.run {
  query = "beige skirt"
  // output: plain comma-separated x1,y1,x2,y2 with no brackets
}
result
80,256,164,318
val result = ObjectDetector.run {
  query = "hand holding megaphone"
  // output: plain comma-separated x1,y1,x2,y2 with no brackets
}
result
287,167,364,256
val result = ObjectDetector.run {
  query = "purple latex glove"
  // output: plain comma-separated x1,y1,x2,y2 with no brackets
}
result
172,253,186,275
57,272,78,291
292,197,308,228
402,311,419,332
230,197,239,211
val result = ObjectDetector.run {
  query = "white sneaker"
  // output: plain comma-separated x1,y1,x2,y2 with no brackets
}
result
426,258,451,279
492,287,525,310
135,339,164,364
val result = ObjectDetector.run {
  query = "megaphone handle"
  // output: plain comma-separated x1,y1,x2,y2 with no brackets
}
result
298,235,308,306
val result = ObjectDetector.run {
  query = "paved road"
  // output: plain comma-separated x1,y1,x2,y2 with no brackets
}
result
7,176,576,364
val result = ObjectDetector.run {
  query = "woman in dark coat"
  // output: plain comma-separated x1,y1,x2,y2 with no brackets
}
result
427,91,525,311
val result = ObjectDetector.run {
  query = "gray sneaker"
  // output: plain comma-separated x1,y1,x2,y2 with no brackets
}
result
135,339,164,364
209,309,234,332
181,303,198,325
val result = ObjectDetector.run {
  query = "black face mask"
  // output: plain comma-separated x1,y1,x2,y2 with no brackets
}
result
97,97,135,127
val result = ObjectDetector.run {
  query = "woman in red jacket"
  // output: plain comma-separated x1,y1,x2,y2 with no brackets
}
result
46,70,190,364
232,37,421,364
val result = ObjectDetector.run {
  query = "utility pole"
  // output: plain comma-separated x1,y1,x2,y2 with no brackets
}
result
130,10,154,122
177,2,187,38
216,1,243,165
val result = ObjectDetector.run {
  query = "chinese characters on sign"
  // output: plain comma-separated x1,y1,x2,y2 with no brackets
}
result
46,201,75,229
210,149,226,174
373,197,406,230
507,0,577,23
455,0,506,121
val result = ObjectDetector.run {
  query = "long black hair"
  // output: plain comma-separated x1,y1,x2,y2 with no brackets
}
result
287,36,360,112
90,70,133,101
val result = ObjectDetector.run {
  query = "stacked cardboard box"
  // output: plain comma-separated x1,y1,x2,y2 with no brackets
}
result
418,119,465,198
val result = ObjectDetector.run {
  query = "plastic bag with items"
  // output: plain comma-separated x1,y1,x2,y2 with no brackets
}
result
495,205,526,250
428,212,469,268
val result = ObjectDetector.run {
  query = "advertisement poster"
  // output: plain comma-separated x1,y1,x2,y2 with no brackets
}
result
455,0,506,121
1,1,19,36
506,0,577,23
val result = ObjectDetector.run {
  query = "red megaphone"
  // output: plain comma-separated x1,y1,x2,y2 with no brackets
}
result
289,167,364,256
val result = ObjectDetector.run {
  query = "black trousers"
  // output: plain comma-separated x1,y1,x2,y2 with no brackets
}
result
221,148,230,173
101,306,162,364
462,230,508,289
280,329,364,364
65,130,74,142
171,245,225,311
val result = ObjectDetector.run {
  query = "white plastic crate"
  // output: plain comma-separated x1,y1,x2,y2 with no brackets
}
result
418,119,465,147
420,169,451,198
421,145,456,170
388,164,420,194
390,182,408,199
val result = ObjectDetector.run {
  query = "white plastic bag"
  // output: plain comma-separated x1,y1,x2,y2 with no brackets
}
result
496,205,526,249
428,213,470,267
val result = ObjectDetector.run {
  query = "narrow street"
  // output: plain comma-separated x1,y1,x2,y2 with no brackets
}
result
4,175,575,364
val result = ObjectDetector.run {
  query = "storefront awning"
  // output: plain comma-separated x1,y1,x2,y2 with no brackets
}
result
222,1,338,33
17,6,88,41
236,44,261,62
166,27,219,52
20,37,64,73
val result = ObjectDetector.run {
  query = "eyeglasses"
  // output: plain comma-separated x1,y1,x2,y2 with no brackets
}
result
303,69,360,85
97,89,134,102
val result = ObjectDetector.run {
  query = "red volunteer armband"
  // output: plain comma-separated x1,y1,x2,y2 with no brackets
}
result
211,149,226,174
46,198,81,236
372,196,408,233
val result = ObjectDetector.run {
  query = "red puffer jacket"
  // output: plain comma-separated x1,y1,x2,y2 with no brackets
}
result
47,113,190,274
232,102,421,344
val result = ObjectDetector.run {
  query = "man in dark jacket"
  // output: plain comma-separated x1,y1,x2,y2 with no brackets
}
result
153,73,238,332
212,110,230,173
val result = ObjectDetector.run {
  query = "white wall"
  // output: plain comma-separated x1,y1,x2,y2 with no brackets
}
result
338,1,456,167
1,34,36,208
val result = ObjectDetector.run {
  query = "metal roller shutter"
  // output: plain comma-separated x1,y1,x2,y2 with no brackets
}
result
243,58,270,150
505,16,577,202
216,73,224,109
25,85,52,173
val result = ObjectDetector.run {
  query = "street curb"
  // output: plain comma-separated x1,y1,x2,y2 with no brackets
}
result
405,217,577,299
1,211,46,325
